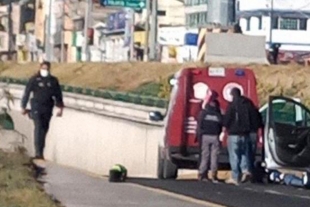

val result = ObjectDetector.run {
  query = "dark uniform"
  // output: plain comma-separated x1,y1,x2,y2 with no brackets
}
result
21,73,64,158
196,100,222,181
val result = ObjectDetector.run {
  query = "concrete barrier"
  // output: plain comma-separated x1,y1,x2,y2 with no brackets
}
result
0,83,165,178
205,33,269,64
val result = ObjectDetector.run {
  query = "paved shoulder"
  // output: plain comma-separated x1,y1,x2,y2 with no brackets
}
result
42,163,214,207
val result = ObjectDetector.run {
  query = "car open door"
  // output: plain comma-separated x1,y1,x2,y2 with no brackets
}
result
265,96,310,170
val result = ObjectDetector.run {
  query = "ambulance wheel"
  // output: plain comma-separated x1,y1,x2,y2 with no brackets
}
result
157,155,178,179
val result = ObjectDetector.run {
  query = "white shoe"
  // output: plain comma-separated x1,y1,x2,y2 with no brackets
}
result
225,178,239,186
241,172,252,183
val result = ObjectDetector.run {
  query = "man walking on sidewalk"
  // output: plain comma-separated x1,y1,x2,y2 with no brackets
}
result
21,61,64,160
196,91,223,182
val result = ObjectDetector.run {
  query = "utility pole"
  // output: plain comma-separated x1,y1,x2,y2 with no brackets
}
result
45,0,53,61
129,8,135,61
7,2,13,60
60,0,65,62
143,0,151,61
149,0,157,61
269,0,274,48
83,0,92,62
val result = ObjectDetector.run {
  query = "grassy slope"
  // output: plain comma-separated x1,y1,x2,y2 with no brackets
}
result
1,62,310,106
0,150,60,207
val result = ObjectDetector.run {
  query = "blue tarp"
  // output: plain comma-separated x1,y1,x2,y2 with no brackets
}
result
184,33,198,46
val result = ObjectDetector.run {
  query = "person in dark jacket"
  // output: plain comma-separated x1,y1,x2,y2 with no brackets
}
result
196,93,223,183
240,98,264,181
223,87,257,185
21,61,64,160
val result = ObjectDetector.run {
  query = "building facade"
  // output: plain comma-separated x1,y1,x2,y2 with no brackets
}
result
237,0,310,54
184,0,208,28
157,0,185,26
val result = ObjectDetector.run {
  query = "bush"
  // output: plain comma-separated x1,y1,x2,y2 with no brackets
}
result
141,97,155,107
158,76,171,99
74,87,83,94
131,82,161,97
93,90,102,97
132,96,142,105
155,99,168,108
84,88,93,96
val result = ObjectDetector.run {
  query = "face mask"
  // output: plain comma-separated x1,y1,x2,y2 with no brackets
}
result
40,69,49,77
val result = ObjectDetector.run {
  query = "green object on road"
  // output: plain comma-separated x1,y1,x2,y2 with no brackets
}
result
109,164,127,182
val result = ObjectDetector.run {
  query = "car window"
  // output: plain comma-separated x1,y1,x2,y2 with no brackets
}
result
261,101,296,125
273,102,296,125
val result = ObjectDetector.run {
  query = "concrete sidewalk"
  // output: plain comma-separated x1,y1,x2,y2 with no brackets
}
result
42,163,215,207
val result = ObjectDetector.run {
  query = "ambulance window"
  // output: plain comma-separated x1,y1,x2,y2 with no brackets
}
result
193,82,209,100
222,83,244,102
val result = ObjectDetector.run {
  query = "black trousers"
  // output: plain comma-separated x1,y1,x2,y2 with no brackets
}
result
33,112,52,158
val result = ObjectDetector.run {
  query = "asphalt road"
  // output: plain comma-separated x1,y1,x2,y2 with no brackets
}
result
41,163,310,207
128,178,310,207
42,164,213,207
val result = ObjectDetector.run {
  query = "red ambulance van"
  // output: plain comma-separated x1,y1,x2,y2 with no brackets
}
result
149,67,261,179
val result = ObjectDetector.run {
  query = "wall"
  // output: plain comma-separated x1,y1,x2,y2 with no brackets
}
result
0,32,9,52
134,31,146,46
238,0,310,11
12,3,21,35
35,0,46,45
238,0,310,51
158,27,199,63
184,2,208,28
0,84,165,178
240,17,310,51
205,33,268,64
158,0,185,26
138,0,185,26
207,0,234,26
105,35,128,62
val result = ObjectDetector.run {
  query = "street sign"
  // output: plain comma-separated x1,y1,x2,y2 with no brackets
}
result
101,0,146,9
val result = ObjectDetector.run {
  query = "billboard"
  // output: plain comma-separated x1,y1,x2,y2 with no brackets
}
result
107,10,126,32
158,27,186,46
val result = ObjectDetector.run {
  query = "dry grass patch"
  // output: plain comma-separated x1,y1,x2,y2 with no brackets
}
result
0,150,61,207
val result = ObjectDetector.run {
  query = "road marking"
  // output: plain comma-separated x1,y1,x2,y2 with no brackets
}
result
264,189,310,200
126,183,227,207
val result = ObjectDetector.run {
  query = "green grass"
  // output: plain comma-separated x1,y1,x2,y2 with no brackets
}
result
130,82,161,97
0,150,61,207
